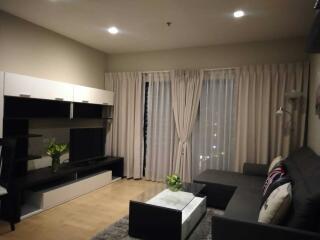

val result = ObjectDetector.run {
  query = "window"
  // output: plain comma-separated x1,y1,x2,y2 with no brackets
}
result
192,70,237,178
143,72,177,181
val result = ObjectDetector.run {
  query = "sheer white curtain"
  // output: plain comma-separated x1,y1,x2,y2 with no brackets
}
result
192,69,237,178
105,72,144,179
144,72,177,181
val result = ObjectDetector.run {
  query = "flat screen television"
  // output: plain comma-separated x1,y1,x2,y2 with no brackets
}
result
69,127,106,162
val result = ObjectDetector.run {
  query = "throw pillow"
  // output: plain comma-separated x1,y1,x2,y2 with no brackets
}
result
262,164,291,204
258,182,292,224
268,155,283,173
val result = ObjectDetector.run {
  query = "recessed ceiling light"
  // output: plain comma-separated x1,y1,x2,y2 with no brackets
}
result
233,10,245,18
107,26,119,35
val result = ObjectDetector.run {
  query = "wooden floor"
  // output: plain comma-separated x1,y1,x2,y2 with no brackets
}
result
0,179,161,240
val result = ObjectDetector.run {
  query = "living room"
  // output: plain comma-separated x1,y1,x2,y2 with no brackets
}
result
0,0,319,239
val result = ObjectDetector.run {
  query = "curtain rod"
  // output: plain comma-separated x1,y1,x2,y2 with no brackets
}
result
141,67,239,74
142,70,170,73
203,67,240,71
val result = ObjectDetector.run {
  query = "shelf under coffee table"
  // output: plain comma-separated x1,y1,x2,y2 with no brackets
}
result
129,183,206,240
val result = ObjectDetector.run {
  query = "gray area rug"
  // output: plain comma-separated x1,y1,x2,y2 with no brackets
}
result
91,208,223,240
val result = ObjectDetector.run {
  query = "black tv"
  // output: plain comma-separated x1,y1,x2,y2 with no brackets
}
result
69,128,106,162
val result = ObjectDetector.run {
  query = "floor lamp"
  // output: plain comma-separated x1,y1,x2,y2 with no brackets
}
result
276,90,303,152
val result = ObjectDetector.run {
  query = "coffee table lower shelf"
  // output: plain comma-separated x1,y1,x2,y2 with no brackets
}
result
129,192,206,240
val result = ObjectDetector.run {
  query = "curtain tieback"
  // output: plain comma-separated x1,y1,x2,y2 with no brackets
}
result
180,140,188,156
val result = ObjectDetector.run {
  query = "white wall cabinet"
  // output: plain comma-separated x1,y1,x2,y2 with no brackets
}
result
73,85,114,105
3,72,114,105
4,72,74,102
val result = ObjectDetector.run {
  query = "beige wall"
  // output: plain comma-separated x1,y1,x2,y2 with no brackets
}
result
0,10,307,86
107,38,308,72
0,11,108,89
308,54,320,154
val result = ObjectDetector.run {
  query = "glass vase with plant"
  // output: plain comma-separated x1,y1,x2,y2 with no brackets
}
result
166,174,182,192
47,140,68,173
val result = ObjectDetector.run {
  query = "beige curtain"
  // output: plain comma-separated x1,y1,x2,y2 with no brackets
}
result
171,69,203,182
234,63,309,172
105,72,143,179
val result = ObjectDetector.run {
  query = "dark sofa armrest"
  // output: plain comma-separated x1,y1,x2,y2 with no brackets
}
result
213,215,320,240
243,163,268,177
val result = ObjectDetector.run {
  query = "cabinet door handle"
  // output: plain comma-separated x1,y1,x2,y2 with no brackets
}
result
19,94,31,98
55,97,64,101
82,100,89,103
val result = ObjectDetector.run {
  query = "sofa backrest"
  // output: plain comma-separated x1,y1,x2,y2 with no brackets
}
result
283,147,320,232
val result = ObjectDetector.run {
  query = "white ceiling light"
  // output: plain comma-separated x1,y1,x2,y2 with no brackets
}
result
233,10,245,18
107,26,119,34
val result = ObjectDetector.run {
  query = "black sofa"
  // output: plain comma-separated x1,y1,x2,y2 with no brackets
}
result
194,147,320,240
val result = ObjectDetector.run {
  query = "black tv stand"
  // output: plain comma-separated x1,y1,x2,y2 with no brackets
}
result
10,156,123,222
70,155,110,166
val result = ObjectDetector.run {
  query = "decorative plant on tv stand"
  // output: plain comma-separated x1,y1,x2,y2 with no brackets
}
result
166,174,182,192
47,140,68,173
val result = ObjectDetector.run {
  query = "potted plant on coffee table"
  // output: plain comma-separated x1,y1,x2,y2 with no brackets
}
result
166,174,183,192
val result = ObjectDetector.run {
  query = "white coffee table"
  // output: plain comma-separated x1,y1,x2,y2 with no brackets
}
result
129,183,206,240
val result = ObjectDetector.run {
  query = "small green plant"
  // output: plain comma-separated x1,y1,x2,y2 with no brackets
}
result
47,140,68,173
166,174,182,192
47,140,68,158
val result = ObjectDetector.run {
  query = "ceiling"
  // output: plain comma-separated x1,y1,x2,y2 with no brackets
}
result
0,0,316,54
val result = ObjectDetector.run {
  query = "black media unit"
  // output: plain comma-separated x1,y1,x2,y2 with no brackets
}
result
17,157,124,189
11,156,124,221
1,96,121,223
4,141,123,222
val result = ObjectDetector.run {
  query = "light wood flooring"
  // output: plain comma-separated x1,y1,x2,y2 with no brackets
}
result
0,179,161,240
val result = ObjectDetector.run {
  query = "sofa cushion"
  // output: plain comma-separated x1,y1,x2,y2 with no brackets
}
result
286,192,320,231
194,169,265,190
224,187,262,222
258,182,292,224
262,164,290,205
268,155,283,173
243,163,269,177
194,169,265,209
283,147,320,232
